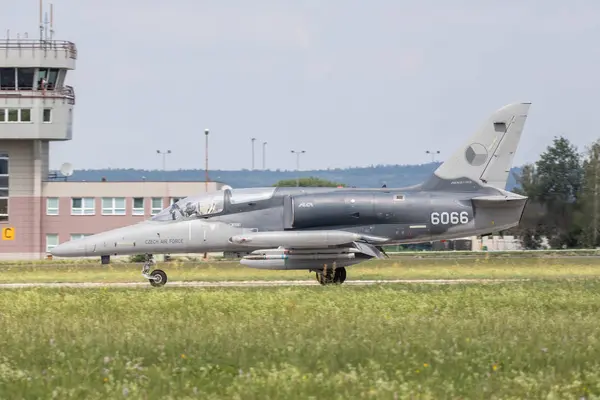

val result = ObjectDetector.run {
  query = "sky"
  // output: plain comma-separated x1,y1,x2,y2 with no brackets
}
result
3,0,600,172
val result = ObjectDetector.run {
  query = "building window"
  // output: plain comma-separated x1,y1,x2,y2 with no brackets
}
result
46,234,58,253
0,198,7,222
7,109,17,122
0,68,15,90
151,198,163,215
20,109,31,122
38,68,59,90
46,197,59,215
132,197,145,215
43,108,52,123
71,197,95,215
0,109,31,123
0,153,7,176
16,68,35,90
70,233,91,241
0,152,8,222
102,197,126,215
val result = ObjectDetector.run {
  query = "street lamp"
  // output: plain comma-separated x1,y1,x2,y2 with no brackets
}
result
425,150,440,162
262,141,267,170
251,137,256,170
291,150,306,187
156,149,172,181
204,129,209,192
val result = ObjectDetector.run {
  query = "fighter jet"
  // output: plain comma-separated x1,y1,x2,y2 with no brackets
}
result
51,102,531,287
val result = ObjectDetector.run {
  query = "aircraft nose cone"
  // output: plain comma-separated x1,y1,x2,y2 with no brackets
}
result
50,240,88,257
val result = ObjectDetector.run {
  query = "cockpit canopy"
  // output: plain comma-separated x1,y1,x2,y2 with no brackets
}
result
151,192,226,221
150,187,277,222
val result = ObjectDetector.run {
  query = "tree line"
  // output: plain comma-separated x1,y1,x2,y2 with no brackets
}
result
55,164,522,190
509,136,600,249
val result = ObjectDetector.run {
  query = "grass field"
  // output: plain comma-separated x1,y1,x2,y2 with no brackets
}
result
2,257,600,283
2,281,600,398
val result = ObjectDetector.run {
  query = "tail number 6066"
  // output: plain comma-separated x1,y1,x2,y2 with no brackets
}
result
430,211,469,225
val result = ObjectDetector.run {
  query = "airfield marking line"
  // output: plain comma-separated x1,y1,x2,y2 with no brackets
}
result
0,278,530,289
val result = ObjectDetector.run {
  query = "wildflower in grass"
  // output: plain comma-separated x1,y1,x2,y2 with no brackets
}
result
423,363,429,368
181,354,186,359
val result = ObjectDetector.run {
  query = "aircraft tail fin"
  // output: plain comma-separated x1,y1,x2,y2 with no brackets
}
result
423,102,531,191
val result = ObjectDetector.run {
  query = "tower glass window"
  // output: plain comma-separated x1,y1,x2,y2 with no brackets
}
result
16,68,35,90
0,68,15,90
37,68,59,90
37,69,47,89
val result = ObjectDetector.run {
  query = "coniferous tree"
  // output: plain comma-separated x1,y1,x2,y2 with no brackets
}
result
576,140,600,248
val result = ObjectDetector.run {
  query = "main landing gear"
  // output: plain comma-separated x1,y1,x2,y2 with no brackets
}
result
315,266,347,285
141,254,168,287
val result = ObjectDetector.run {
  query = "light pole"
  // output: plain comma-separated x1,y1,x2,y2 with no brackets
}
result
425,150,440,162
291,150,306,187
156,149,171,181
204,129,209,192
262,141,267,170
251,137,256,170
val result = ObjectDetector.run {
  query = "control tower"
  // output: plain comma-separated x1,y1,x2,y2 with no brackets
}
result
0,4,76,258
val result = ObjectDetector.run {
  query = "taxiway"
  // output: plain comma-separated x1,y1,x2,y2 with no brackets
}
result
0,278,529,289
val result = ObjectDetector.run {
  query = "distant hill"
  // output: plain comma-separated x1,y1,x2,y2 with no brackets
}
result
52,163,524,191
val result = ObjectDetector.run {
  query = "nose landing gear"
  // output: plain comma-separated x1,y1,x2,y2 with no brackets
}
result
141,254,168,287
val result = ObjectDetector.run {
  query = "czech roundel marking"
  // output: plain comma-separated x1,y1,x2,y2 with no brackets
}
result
2,227,14,240
430,211,469,225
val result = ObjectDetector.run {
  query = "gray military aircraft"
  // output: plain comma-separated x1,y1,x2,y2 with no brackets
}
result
51,102,531,287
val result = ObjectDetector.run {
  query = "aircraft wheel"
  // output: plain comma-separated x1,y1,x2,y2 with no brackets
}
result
333,267,346,284
149,269,168,287
316,268,345,285
316,270,333,285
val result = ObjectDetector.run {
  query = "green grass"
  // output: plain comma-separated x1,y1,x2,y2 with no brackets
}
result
2,257,600,283
2,281,600,398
